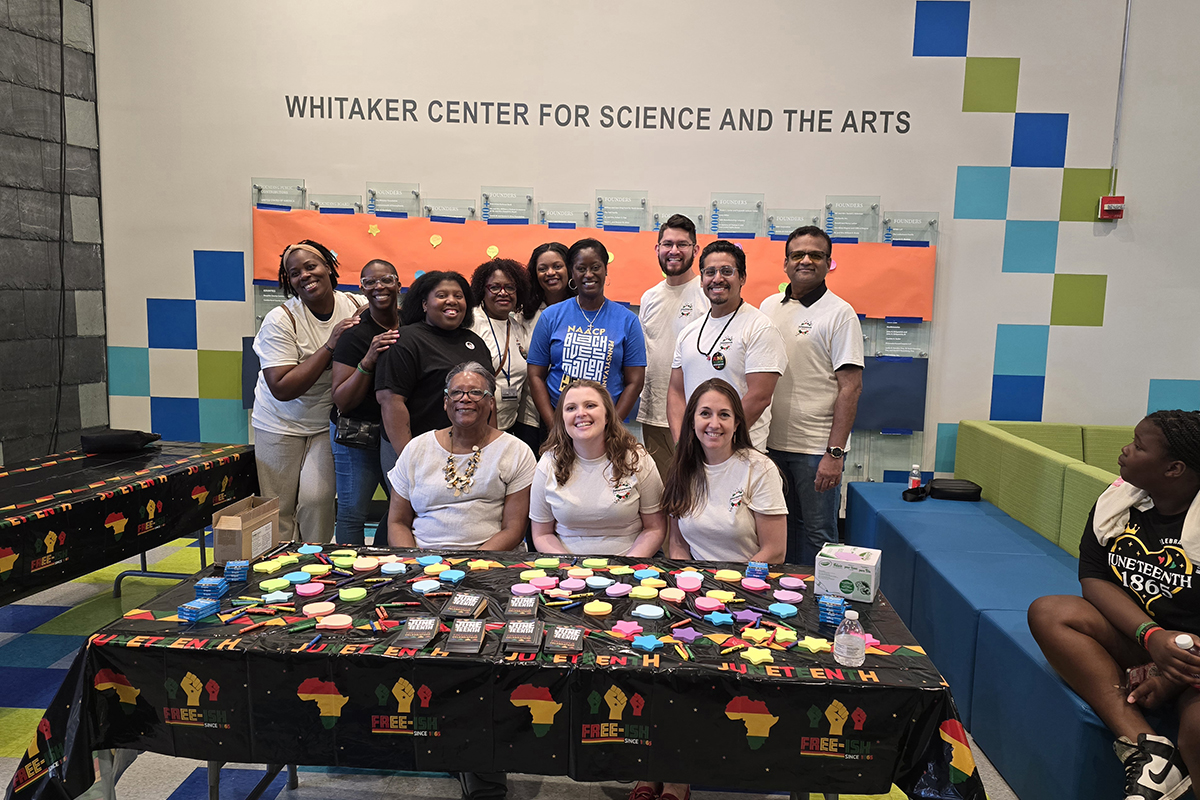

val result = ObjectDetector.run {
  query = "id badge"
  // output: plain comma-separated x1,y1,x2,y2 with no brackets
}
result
501,387,519,401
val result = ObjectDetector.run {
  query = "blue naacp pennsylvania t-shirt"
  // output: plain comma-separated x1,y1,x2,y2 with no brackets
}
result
527,299,647,408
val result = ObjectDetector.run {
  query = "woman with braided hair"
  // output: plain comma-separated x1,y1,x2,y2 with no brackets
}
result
252,240,363,542
1030,410,1200,800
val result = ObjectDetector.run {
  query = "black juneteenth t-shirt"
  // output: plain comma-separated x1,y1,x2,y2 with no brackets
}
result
1078,503,1198,633
331,313,390,423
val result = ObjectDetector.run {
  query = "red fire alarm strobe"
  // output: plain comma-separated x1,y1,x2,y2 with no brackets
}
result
1099,195,1125,220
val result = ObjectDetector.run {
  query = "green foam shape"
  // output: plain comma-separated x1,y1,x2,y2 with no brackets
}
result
1060,168,1116,222
198,350,243,400
962,58,1020,113
1051,274,1107,326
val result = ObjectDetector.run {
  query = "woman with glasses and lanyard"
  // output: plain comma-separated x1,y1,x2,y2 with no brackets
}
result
469,259,535,434
527,238,647,428
328,259,401,545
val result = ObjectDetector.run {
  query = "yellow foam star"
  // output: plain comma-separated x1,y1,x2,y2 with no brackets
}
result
798,636,832,653
774,628,798,644
467,559,493,571
367,224,380,237
741,647,774,665
741,627,771,643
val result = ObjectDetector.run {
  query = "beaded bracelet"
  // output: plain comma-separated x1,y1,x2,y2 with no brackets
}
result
356,362,374,376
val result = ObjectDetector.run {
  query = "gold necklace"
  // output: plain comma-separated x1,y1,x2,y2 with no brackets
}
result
443,430,482,496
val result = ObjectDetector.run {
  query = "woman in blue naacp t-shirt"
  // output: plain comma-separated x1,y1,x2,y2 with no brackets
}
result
526,238,646,426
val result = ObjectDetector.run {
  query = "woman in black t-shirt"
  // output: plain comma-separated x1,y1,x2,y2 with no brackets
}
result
329,259,400,545
1030,410,1200,799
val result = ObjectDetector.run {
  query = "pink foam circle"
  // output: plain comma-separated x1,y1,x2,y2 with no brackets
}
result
302,601,335,617
605,583,633,598
675,572,703,591
779,576,805,589
296,583,324,597
560,578,587,591
741,577,770,592
511,583,541,596
316,613,353,630
695,596,724,612
773,589,803,603
659,587,685,604
529,577,559,590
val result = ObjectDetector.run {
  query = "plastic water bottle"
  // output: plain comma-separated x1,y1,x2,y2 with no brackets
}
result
908,464,922,489
1175,635,1200,690
834,610,866,667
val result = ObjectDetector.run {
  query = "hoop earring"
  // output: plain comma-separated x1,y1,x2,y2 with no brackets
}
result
568,278,577,290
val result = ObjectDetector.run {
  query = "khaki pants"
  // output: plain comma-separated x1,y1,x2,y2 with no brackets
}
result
641,423,676,483
253,427,336,543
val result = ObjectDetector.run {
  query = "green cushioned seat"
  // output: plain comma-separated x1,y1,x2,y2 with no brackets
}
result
997,436,1075,545
990,421,1084,461
1058,463,1117,558
1081,425,1134,474
955,420,1008,504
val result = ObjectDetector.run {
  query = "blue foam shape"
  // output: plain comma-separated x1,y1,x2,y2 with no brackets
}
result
1147,379,1200,414
934,422,959,473
416,555,443,566
0,633,86,668
107,346,151,396
193,251,245,302
199,398,249,445
993,324,1050,377
1011,113,1069,168
1001,220,1059,274
151,397,201,441
146,298,197,350
912,0,970,57
953,166,1010,220
990,374,1045,421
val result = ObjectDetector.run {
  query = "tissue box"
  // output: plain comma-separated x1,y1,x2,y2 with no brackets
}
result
814,544,881,603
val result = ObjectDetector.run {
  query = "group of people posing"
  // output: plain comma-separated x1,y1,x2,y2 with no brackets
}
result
250,215,864,569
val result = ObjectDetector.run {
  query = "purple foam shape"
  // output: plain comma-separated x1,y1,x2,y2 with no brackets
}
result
733,608,762,625
779,576,805,589
511,583,541,596
606,583,633,598
672,626,703,644
773,590,803,603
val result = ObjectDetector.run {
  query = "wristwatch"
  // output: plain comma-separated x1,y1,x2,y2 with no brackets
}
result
825,446,848,459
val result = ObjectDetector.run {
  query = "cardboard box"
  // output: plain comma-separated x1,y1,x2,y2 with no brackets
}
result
814,544,881,603
212,496,282,565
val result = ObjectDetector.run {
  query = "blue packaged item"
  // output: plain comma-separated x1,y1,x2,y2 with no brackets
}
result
745,561,769,579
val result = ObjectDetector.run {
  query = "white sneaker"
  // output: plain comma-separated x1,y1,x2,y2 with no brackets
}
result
1121,733,1191,800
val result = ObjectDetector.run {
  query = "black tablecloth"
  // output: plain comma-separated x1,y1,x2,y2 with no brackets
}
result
0,443,256,603
6,547,984,800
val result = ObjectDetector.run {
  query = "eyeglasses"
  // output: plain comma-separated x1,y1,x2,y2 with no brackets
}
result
658,240,695,251
787,250,829,263
486,283,515,296
360,275,399,288
700,266,738,279
445,388,493,401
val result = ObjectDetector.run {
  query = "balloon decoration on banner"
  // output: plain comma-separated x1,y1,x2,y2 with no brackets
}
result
486,245,499,259
429,234,443,248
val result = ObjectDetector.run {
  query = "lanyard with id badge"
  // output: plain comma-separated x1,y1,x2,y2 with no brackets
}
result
485,315,520,402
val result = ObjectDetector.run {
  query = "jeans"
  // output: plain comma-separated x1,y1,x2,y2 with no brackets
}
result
330,422,390,546
768,449,841,565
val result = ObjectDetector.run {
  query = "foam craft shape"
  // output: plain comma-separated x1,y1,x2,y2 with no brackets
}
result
545,588,571,598
377,554,399,563
742,647,774,665
439,569,465,584
567,568,593,578
560,578,587,591
302,564,331,576
629,634,662,652
741,627,772,643
303,601,336,617
316,613,353,630
254,210,938,318
740,577,770,592
705,611,734,626
511,583,540,596
629,586,658,600
779,576,805,589
714,569,742,582
381,562,406,575
658,588,685,603
633,568,660,580
253,561,281,574
339,587,367,602
672,626,703,644
773,590,803,603
330,549,357,558
332,557,355,568
584,601,612,616
529,577,559,590
296,583,323,597
297,545,322,555
798,635,832,653
608,566,635,576
706,590,736,603
467,559,492,570
534,557,561,568
864,633,881,648
640,577,667,588
733,609,762,625
412,580,442,594
353,557,379,572
675,573,703,591
705,633,733,645
283,571,310,585
768,602,799,619
612,620,643,637
520,569,547,580
605,583,633,598
695,597,724,612
582,558,608,568
774,628,798,644
415,555,442,566
424,563,449,575
276,555,298,566
260,578,289,592
631,604,664,620
262,590,292,603
586,576,614,589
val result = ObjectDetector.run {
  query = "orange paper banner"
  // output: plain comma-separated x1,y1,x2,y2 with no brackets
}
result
253,209,935,319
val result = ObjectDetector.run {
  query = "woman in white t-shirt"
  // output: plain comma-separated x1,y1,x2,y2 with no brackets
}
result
530,380,666,557
663,378,787,563
252,241,362,543
386,362,536,551
468,258,535,434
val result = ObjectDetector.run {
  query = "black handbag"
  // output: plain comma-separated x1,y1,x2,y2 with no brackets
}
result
902,478,982,503
333,414,381,450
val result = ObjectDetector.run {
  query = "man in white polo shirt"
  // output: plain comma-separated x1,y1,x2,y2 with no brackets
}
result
637,214,708,479
760,226,863,564
667,240,786,452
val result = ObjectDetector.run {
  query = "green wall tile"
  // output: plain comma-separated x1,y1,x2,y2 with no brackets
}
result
1051,274,1107,326
1060,168,1116,221
198,350,242,400
963,57,1020,113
